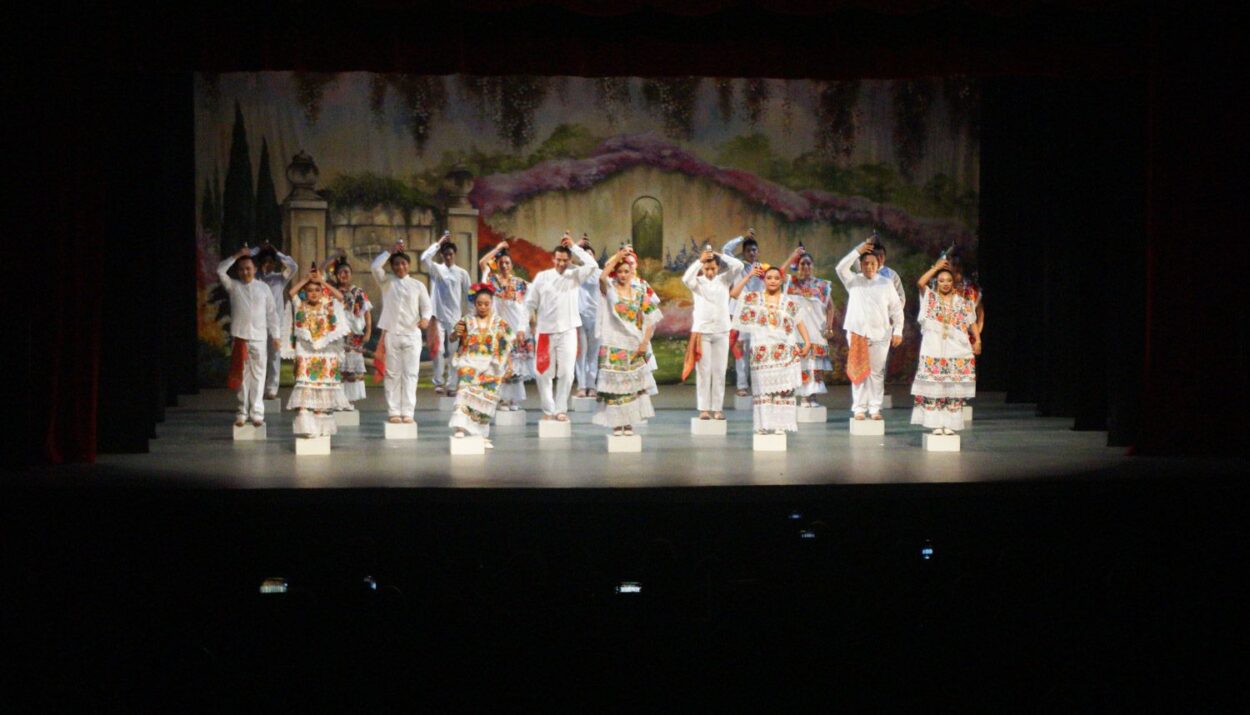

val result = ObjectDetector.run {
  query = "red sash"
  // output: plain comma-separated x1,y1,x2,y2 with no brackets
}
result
681,332,702,383
227,338,248,390
535,333,551,374
372,332,386,384
427,321,440,359
729,329,744,360
846,332,870,385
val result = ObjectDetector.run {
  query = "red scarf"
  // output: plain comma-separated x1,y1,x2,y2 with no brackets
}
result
227,338,248,390
681,333,702,383
728,329,744,360
535,333,551,374
372,332,386,384
846,333,870,385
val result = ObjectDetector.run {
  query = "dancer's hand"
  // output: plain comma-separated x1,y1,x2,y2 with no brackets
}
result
973,338,982,356
891,335,903,347
454,320,467,339
272,338,281,351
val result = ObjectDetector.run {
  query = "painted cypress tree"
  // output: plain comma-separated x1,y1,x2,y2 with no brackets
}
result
220,102,254,256
254,137,282,249
201,179,215,233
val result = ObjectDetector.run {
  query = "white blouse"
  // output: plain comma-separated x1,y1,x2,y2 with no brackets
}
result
835,248,904,341
682,252,744,334
370,251,435,336
524,243,598,334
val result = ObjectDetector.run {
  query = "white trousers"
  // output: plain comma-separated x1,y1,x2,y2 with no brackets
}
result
430,319,459,388
237,338,267,420
849,337,890,415
734,331,752,390
575,319,600,392
264,337,282,397
536,328,578,415
384,331,422,418
696,332,730,411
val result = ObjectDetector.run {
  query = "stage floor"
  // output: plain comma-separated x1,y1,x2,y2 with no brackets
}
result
23,383,1222,489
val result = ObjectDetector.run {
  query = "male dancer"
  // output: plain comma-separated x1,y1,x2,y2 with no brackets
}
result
253,243,298,400
721,228,762,396
372,241,434,423
218,247,280,426
574,233,603,398
524,232,599,420
421,231,472,396
836,239,904,420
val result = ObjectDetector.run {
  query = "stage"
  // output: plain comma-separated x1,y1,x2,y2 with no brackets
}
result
26,383,1226,489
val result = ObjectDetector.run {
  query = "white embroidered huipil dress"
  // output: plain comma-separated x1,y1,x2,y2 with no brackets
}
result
785,275,833,397
592,279,662,428
734,290,803,432
909,287,977,431
487,271,533,405
339,285,372,403
283,293,351,436
447,313,514,438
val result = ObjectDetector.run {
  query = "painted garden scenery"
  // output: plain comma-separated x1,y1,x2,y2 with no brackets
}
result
196,73,979,385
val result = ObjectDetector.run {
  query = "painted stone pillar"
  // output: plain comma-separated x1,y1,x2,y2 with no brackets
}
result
444,164,479,278
281,151,329,271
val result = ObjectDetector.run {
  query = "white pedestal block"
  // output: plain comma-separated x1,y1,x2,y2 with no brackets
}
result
264,398,281,415
734,394,754,411
923,432,961,452
690,417,728,436
494,409,527,427
797,405,828,423
437,396,457,411
334,410,359,427
233,423,267,441
607,434,642,452
384,422,418,440
450,435,486,455
849,418,885,436
753,432,787,452
882,394,894,409
295,435,331,456
571,396,597,412
538,420,572,438
963,406,973,423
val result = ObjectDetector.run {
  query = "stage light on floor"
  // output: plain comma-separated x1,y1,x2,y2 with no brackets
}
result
921,541,935,561
615,581,642,594
259,577,288,594
363,575,377,591
788,511,803,520
799,529,817,540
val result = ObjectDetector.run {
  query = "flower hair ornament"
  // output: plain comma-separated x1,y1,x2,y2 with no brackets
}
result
469,282,496,297
610,250,638,278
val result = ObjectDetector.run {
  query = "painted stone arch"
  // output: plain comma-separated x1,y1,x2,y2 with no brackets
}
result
630,196,663,261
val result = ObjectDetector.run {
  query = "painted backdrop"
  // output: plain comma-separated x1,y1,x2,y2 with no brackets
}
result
195,73,979,385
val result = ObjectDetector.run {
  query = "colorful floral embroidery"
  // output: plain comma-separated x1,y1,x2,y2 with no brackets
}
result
490,275,528,302
293,302,338,342
917,355,977,383
786,278,830,303
294,356,341,384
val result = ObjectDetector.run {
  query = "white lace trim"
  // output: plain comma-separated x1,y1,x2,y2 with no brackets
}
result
343,379,366,402
287,386,351,411
750,363,802,396
455,387,501,417
596,366,654,396
449,410,491,437
342,351,366,374
753,399,797,432
910,381,976,399
293,410,338,437
592,393,655,428
910,403,966,430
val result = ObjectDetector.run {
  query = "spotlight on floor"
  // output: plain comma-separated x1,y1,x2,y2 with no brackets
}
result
615,580,642,595
362,575,378,591
920,540,935,561
788,511,803,521
259,577,288,594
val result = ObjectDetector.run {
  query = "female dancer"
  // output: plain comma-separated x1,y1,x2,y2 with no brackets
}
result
285,264,350,437
910,258,980,435
449,284,515,446
784,247,834,406
592,248,662,437
730,264,812,434
327,250,372,407
479,241,533,410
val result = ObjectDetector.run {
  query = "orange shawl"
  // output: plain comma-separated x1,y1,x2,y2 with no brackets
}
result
846,332,870,385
